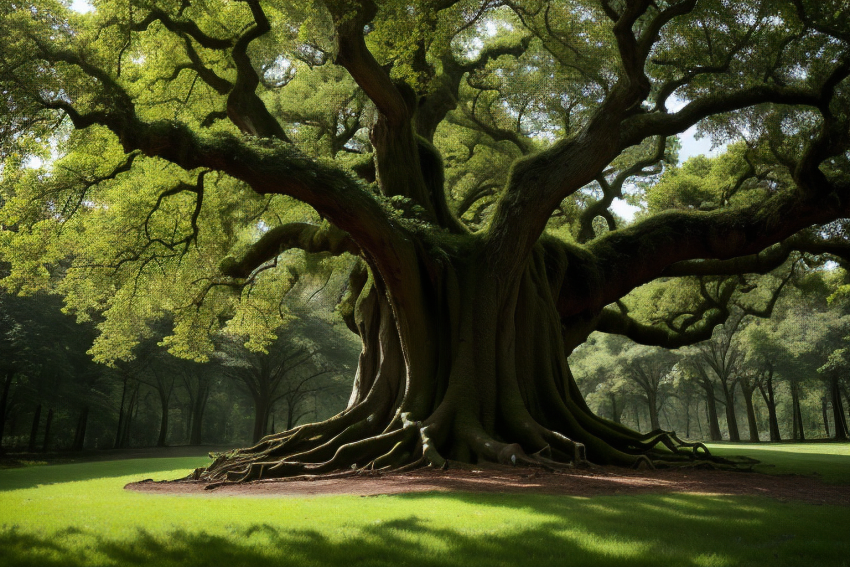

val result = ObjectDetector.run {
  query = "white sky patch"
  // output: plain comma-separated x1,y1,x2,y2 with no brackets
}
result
70,0,94,13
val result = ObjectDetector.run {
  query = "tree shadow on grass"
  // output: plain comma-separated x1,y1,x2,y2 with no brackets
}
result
1,492,848,567
0,457,209,491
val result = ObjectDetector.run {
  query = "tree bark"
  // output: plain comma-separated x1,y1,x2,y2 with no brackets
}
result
27,404,41,453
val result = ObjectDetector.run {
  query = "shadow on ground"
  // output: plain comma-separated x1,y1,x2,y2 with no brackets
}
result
1,492,847,567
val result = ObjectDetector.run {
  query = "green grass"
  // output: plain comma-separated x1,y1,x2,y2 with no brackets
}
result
0,446,848,567
706,442,850,484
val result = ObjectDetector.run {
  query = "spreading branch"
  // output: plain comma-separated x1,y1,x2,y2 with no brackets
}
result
221,222,359,279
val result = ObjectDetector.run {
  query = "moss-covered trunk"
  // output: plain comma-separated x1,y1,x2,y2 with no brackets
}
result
198,240,718,483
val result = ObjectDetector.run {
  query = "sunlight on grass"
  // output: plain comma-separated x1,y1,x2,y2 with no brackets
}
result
706,442,850,484
0,452,848,566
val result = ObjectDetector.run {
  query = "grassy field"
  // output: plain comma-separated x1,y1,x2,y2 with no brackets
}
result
706,442,850,484
0,444,848,567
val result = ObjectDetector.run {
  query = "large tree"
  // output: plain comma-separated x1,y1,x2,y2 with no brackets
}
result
2,0,850,481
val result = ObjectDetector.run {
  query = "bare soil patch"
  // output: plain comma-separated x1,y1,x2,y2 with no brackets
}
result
127,466,850,506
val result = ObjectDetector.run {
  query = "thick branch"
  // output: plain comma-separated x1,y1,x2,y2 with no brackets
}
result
329,0,411,126
580,186,850,313
221,222,359,278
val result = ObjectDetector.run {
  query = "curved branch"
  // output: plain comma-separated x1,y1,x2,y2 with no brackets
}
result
577,136,667,243
581,184,850,314
225,0,290,141
328,0,411,126
130,9,234,49
662,233,850,277
597,302,730,349
221,222,359,279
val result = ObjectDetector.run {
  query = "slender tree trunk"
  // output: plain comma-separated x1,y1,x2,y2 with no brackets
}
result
27,404,42,452
758,375,781,442
114,374,128,449
189,384,209,446
252,396,271,444
72,407,89,452
156,389,170,447
646,392,661,431
122,383,139,448
41,408,54,452
741,386,759,442
721,382,740,442
700,383,723,441
822,397,831,438
0,373,13,453
791,381,805,442
830,375,849,440
609,393,622,424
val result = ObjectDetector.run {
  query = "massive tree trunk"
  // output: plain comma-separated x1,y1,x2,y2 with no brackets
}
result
198,244,717,483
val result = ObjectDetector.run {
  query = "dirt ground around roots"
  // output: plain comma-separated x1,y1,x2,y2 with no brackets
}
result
126,466,850,506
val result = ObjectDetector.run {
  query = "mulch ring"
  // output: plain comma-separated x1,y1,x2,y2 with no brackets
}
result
126,465,850,506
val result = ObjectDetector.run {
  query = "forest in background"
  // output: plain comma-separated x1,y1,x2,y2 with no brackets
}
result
3,232,849,454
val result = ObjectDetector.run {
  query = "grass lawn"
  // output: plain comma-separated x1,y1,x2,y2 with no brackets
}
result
706,442,850,484
0,444,848,567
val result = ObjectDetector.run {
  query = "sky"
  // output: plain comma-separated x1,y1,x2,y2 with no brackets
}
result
70,0,93,12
